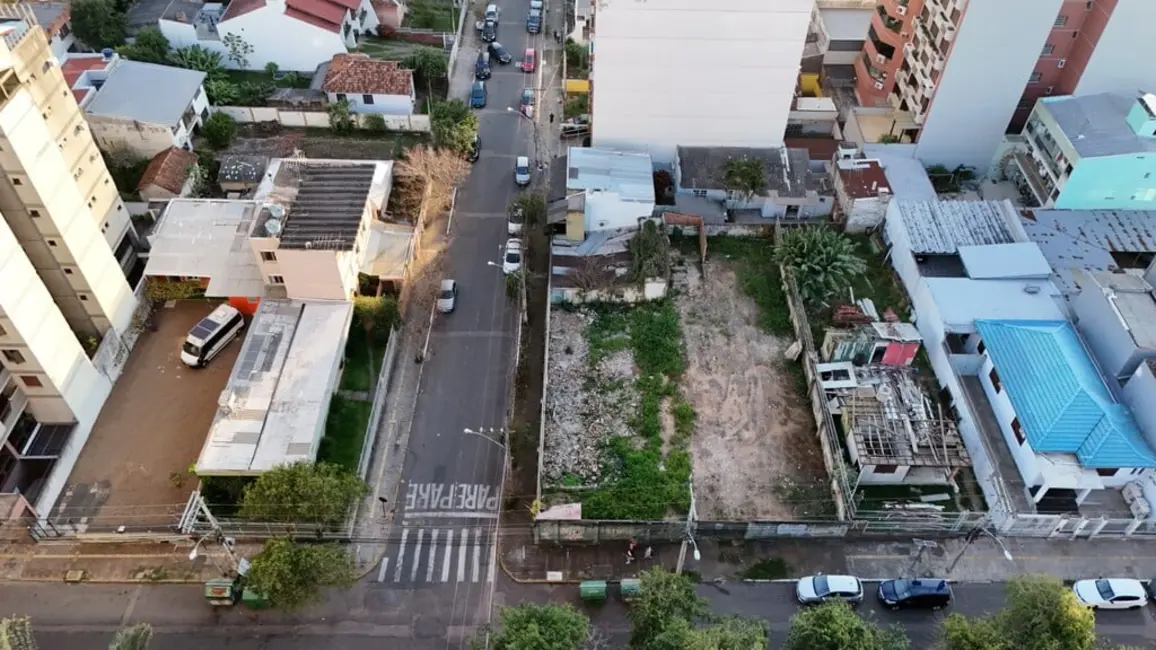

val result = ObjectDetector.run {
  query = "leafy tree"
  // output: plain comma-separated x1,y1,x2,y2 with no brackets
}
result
222,33,254,69
237,81,275,106
404,47,448,102
353,295,398,345
564,40,588,73
772,227,867,305
239,461,368,526
938,575,1096,650
629,568,707,649
327,99,356,134
649,616,767,650
169,45,225,77
203,79,241,106
117,27,170,64
108,624,153,650
782,600,908,650
362,113,387,132
265,62,280,76
485,603,591,650
245,539,355,610
429,99,478,155
509,194,546,228
70,0,127,49
201,112,237,150
722,156,767,204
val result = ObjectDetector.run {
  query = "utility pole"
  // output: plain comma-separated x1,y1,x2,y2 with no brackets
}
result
675,477,699,574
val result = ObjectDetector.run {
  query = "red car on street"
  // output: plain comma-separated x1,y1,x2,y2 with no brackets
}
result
521,48,536,72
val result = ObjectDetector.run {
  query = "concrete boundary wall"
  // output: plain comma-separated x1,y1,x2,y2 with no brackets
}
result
211,106,431,132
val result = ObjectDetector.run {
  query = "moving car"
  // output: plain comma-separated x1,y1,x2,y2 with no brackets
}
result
1073,578,1149,610
526,8,542,33
502,239,523,274
437,279,458,313
877,579,952,611
481,20,497,43
521,48,536,72
796,574,864,605
489,42,513,64
520,87,534,118
467,135,480,163
470,80,487,108
514,155,531,186
474,51,491,80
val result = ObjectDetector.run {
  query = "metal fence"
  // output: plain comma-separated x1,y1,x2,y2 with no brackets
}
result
357,327,402,480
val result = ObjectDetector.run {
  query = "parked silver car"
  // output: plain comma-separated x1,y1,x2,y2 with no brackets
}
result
437,279,458,313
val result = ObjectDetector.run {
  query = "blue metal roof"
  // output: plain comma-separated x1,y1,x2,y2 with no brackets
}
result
974,320,1156,468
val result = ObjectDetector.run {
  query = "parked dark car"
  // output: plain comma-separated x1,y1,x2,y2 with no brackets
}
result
481,19,497,42
474,51,491,80
467,135,480,163
525,8,542,33
489,42,513,64
470,80,487,108
877,579,952,611
519,87,534,118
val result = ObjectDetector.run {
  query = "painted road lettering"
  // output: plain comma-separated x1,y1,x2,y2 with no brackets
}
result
403,482,500,518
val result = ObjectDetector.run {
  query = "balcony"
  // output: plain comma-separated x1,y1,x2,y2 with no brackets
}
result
875,5,904,34
1012,152,1053,206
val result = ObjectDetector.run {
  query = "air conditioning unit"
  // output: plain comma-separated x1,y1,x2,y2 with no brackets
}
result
1058,58,1066,68
874,80,885,90
896,4,907,14
876,53,887,64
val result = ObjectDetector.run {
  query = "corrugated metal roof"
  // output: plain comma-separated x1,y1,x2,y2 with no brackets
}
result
896,200,1026,254
975,320,1156,468
1020,209,1156,293
957,243,1052,280
85,61,205,126
1041,93,1156,158
567,147,654,203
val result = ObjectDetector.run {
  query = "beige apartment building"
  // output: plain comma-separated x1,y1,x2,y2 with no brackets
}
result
0,8,141,512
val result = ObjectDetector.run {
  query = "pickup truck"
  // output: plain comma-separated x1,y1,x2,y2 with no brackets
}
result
525,9,542,33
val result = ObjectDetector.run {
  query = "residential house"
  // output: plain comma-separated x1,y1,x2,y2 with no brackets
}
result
674,146,833,220
81,60,209,158
787,97,839,138
815,1,871,66
1071,270,1156,383
562,147,655,237
1022,208,1156,295
137,147,199,201
19,2,73,60
833,155,892,232
159,0,380,73
144,158,404,304
372,0,406,29
998,93,1156,211
217,154,269,194
321,54,415,115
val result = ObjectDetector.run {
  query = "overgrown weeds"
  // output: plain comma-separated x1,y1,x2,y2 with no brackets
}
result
705,237,792,337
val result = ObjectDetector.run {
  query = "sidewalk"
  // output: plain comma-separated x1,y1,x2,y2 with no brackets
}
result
500,533,1156,584
0,540,262,583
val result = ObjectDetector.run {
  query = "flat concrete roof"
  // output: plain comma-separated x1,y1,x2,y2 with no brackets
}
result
144,199,266,298
922,277,1066,332
194,299,353,476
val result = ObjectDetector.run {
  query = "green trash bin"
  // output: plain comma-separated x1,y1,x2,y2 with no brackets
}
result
241,587,271,610
579,580,607,604
620,578,641,603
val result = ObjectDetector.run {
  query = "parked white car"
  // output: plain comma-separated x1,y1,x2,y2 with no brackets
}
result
508,204,524,235
437,279,458,313
530,0,542,9
1072,578,1149,609
796,574,864,605
514,156,532,186
502,239,523,274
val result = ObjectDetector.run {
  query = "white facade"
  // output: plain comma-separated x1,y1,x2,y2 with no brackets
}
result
1073,1,1156,98
913,0,1064,171
327,89,414,115
582,192,653,233
590,0,812,164
159,0,379,72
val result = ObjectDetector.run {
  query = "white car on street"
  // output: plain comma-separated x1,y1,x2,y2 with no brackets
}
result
1072,578,1149,609
796,574,864,605
436,279,458,313
514,156,532,186
502,239,523,274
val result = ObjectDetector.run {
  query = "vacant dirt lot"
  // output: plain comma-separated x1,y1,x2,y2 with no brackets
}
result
226,124,428,161
50,302,240,533
677,261,826,521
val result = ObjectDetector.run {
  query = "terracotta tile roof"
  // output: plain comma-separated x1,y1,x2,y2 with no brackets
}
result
221,0,266,21
62,55,112,88
836,160,891,199
138,147,198,195
73,87,90,103
785,137,840,162
286,0,348,30
322,54,413,96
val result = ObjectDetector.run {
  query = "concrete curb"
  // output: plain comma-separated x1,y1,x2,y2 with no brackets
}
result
2,577,210,584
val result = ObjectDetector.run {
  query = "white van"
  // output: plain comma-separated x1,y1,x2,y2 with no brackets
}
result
180,304,245,367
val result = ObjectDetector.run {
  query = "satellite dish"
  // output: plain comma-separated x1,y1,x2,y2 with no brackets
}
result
264,219,282,237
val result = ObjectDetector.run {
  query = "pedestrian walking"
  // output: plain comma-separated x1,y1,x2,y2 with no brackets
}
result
643,545,653,560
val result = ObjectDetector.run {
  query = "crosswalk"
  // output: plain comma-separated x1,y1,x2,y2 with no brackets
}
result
376,526,497,585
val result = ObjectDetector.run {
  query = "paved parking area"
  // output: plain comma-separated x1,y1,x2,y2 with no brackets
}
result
49,301,241,533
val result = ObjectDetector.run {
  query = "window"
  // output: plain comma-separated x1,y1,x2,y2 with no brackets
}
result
12,178,21,186
29,209,39,217
1045,86,1054,95
874,464,898,474
1057,59,1066,68
1029,72,1042,83
78,294,88,301
1054,15,1068,26
41,60,50,73
260,251,277,262
1042,43,1054,55
0,323,5,337
363,94,375,104
989,367,1002,392
63,267,73,275
336,93,347,102
268,275,284,284
1096,468,1119,477
692,189,707,198
976,341,985,355
20,376,41,388
1,350,25,365
47,239,58,247
1011,417,1025,444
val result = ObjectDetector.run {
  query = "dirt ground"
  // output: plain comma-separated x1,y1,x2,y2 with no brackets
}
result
50,302,241,533
226,124,428,161
677,260,827,521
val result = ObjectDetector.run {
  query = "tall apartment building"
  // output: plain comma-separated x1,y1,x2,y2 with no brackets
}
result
0,8,141,512
855,0,1156,171
589,0,813,165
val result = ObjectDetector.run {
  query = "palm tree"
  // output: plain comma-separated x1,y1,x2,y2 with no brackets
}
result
722,156,767,205
772,227,867,305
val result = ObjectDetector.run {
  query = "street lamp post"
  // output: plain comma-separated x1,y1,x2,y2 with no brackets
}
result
675,477,700,574
946,526,1014,574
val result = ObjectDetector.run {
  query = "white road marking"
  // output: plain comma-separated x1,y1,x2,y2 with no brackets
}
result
472,527,482,583
410,529,425,582
393,527,409,583
486,530,497,583
401,511,499,520
457,528,469,583
426,529,439,582
441,529,454,582
377,557,390,583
